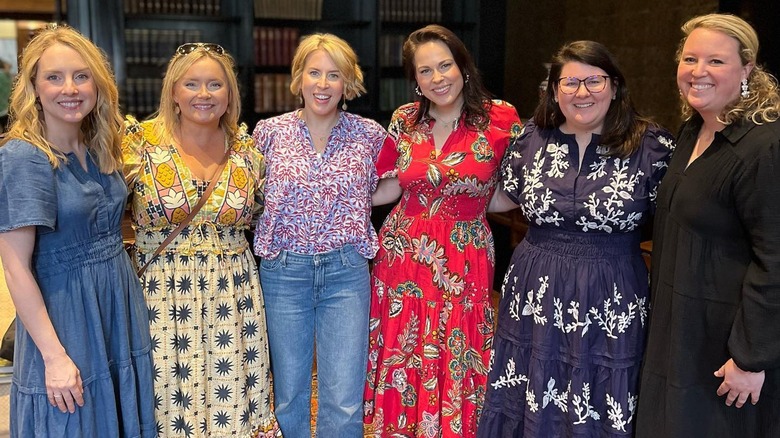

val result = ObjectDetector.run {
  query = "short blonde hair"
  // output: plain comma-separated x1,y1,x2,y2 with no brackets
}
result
678,13,780,124
1,24,123,173
151,45,240,144
289,33,366,103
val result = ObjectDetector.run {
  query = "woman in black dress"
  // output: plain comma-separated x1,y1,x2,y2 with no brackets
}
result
636,13,780,437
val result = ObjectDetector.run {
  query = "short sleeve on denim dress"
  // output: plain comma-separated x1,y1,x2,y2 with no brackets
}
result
0,139,57,232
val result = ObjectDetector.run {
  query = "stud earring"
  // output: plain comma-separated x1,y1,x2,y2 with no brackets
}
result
741,78,749,98
415,85,422,96
465,73,470,84
35,97,42,111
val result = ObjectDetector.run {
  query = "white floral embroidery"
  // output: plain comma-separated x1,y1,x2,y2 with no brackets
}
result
553,298,592,336
606,392,637,432
526,387,540,413
522,276,549,325
572,383,601,424
490,358,529,390
502,149,523,194
657,135,675,150
546,142,570,178
542,378,570,412
587,156,608,180
576,157,645,233
588,284,643,339
521,148,564,227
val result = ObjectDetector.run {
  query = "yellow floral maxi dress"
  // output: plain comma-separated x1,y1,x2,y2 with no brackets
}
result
122,117,278,437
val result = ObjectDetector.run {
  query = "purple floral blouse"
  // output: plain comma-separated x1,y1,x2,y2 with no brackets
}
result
252,110,387,259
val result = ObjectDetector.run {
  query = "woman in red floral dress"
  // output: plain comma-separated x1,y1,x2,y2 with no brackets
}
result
364,25,522,437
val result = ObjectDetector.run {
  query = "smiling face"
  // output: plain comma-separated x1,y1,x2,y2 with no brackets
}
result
172,57,229,127
300,49,344,118
556,61,615,135
413,40,464,114
34,43,96,131
677,27,752,121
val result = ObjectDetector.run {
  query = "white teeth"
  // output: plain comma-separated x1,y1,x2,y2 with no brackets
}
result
574,103,593,108
433,86,449,93
59,101,80,108
692,84,713,90
314,94,330,100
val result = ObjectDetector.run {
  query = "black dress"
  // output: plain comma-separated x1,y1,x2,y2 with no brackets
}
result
636,115,780,437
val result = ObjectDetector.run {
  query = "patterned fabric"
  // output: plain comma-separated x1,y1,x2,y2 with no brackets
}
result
252,110,387,259
0,139,156,437
122,117,278,437
364,100,522,437
478,121,674,437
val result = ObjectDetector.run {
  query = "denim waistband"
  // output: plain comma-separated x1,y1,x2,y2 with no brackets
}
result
273,245,359,266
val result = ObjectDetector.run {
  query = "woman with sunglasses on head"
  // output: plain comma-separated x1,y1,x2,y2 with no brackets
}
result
251,33,386,437
122,43,279,437
477,41,674,437
0,24,155,436
364,24,521,437
636,14,780,438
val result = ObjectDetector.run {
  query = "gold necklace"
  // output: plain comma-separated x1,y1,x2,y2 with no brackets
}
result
302,113,338,143
429,110,461,132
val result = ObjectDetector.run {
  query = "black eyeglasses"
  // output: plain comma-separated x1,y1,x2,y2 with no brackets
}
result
556,75,611,94
175,43,225,56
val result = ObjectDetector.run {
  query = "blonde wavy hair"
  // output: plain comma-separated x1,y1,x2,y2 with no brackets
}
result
289,33,366,105
677,13,780,124
0,24,123,173
149,45,240,145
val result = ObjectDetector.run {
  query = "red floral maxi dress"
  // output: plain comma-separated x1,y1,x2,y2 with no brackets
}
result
364,100,521,437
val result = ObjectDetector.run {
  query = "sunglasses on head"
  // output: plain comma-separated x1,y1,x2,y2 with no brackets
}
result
175,43,225,56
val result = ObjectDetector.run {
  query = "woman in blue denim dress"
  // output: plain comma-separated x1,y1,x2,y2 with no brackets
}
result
0,25,156,437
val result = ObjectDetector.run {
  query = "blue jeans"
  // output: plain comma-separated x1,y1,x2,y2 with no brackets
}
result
260,245,370,438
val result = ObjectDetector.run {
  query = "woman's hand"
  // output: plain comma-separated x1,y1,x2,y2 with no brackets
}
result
45,352,84,413
714,358,765,408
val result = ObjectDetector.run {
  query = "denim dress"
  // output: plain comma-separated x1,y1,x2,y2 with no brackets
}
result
0,140,156,437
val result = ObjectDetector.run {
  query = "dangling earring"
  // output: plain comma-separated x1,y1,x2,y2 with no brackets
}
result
341,95,347,111
464,73,470,84
415,85,422,96
741,78,749,98
174,104,180,115
35,97,42,111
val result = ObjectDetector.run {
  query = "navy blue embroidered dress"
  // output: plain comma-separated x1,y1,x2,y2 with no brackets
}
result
0,140,156,437
478,122,674,437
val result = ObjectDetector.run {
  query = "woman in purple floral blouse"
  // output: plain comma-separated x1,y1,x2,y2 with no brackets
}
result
251,33,386,438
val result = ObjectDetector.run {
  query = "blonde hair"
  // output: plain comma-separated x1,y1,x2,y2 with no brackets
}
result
678,13,780,124
1,24,123,173
289,33,366,104
150,46,240,144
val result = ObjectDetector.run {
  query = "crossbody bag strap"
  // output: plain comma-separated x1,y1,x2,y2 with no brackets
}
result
136,150,230,277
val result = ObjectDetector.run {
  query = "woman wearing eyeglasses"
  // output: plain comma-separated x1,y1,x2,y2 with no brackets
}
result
122,43,279,437
477,41,674,437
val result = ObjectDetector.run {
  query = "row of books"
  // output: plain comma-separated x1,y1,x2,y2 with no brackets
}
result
254,0,323,20
380,78,414,112
379,0,442,22
254,27,301,67
125,29,203,66
254,74,297,114
123,77,164,117
123,0,222,16
379,34,406,67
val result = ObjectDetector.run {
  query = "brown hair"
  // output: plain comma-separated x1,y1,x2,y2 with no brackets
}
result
403,24,492,131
